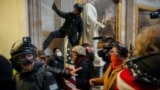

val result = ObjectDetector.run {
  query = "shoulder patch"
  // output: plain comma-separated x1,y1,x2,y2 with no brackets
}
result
49,83,58,90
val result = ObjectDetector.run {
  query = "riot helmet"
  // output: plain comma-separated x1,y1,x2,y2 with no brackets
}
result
10,37,36,71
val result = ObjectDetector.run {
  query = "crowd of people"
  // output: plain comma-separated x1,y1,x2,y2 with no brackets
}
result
1,1,160,90
1,24,160,90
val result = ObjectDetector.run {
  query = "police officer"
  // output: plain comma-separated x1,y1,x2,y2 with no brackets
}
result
10,37,81,90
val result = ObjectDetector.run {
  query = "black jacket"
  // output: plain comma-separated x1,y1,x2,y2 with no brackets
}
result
48,56,64,89
48,56,64,69
14,61,71,90
53,5,83,46
75,57,92,90
134,54,160,79
0,55,16,90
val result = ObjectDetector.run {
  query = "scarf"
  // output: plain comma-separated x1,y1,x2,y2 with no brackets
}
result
110,54,123,69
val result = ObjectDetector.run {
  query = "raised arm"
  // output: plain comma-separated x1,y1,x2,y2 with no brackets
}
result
52,2,69,18
45,65,82,78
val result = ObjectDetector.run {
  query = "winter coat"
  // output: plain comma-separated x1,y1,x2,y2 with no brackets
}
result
53,6,83,46
115,54,160,90
0,55,16,90
93,64,124,90
75,57,92,90
48,56,64,69
48,56,65,89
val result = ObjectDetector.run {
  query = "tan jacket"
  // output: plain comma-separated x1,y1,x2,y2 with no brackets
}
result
94,63,125,90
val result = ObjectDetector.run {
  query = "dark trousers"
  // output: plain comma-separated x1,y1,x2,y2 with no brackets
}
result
43,30,65,50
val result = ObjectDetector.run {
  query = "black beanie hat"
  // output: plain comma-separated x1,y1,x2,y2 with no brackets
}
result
74,3,83,13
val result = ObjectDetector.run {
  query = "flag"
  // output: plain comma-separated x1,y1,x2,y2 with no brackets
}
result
64,36,77,90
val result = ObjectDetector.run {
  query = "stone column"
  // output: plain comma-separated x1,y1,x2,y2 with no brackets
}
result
28,0,42,48
125,0,134,45
121,0,126,43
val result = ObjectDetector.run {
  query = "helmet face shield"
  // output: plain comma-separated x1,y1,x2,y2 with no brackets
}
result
10,37,37,72
13,52,35,64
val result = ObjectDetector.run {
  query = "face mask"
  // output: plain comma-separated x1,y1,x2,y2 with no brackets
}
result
57,52,62,57
110,54,122,69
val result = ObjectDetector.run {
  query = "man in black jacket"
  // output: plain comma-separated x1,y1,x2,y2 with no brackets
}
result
48,47,64,89
43,2,83,50
10,37,82,90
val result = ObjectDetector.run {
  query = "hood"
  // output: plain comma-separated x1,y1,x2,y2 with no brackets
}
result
135,54,160,78
127,54,160,86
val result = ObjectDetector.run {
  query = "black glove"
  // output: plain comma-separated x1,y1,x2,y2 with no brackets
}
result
52,3,57,10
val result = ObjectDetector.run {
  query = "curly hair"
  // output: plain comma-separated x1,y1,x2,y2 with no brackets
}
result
112,43,128,58
134,25,160,56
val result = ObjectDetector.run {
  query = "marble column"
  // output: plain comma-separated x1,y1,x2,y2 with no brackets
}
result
28,0,42,48
125,0,134,45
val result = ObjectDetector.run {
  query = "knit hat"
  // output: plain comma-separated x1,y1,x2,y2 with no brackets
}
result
73,3,83,13
72,46,86,56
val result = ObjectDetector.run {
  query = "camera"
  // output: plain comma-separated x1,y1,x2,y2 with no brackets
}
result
23,37,31,44
150,9,160,19
93,36,115,42
93,36,118,50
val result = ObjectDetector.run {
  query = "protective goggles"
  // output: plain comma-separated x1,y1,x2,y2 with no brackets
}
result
13,53,35,64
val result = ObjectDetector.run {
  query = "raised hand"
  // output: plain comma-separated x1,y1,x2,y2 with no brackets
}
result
97,22,105,28
89,79,96,86
70,67,82,76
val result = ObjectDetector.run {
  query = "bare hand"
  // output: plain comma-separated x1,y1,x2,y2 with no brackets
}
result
70,67,82,76
97,22,105,28
89,79,96,86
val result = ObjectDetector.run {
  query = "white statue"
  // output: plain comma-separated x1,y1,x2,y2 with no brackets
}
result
82,0,105,66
